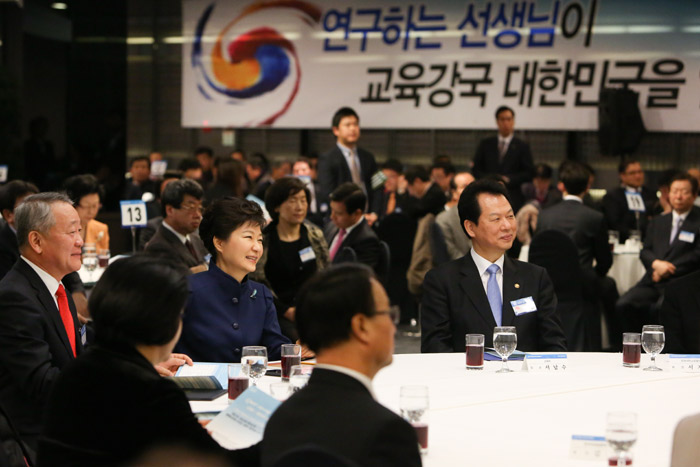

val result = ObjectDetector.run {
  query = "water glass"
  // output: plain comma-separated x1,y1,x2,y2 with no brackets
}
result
465,334,484,370
269,382,292,401
289,365,312,393
241,346,268,386
606,411,637,467
641,325,664,371
622,333,641,368
227,363,249,402
493,326,517,373
281,344,301,382
400,385,429,455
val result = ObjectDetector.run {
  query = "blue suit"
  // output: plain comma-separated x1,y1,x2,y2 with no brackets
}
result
176,263,290,363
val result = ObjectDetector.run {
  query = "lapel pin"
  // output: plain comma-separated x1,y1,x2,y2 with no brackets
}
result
250,289,257,299
514,283,520,288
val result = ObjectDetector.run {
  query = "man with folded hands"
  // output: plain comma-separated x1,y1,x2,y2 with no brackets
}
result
261,264,421,466
421,179,567,353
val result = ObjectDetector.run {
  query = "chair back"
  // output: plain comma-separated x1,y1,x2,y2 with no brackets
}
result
270,444,360,467
375,241,391,284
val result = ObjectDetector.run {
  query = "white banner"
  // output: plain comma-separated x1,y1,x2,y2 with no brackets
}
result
181,0,699,131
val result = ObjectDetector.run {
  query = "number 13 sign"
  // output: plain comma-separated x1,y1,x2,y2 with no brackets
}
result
120,200,148,228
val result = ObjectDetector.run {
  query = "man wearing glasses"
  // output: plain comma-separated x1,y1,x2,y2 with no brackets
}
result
145,179,208,272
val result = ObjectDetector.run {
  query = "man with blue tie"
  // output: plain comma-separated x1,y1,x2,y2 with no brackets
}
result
421,179,566,353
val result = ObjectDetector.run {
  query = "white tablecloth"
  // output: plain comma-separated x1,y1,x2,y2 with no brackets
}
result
608,252,646,295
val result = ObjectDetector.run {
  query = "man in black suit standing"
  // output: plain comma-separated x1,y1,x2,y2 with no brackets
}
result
145,179,208,273
617,173,700,333
325,183,381,271
261,264,421,467
602,159,658,243
661,268,700,354
0,192,85,452
472,106,534,212
421,180,566,353
536,161,619,349
318,107,380,221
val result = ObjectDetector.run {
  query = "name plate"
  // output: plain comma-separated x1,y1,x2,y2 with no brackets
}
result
569,435,609,461
668,354,700,372
120,200,148,228
523,353,568,372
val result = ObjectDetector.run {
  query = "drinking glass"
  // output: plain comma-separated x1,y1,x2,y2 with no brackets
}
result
269,382,292,401
227,363,249,402
628,230,642,248
641,325,664,371
608,230,620,251
97,249,110,269
82,253,97,273
281,344,301,382
289,365,312,393
241,346,267,386
622,333,641,368
493,326,517,373
400,385,429,454
465,334,484,370
606,411,637,467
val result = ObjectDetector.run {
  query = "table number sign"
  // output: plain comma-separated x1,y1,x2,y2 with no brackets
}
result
120,200,148,228
522,353,568,372
668,354,700,372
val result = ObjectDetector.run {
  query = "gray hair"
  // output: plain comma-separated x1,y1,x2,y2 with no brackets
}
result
15,192,73,249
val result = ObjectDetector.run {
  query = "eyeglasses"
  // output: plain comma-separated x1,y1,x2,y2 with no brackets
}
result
178,203,203,214
78,203,102,211
373,305,400,325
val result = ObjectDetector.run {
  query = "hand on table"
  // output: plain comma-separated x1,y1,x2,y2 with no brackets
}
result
155,353,194,377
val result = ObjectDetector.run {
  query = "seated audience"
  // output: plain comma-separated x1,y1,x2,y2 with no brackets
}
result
435,171,474,260
324,182,381,270
123,155,158,202
654,168,679,215
430,160,456,199
254,160,292,201
176,197,290,362
521,163,561,209
602,159,658,243
138,173,181,250
252,177,329,341
145,179,208,272
261,264,421,467
194,146,215,188
403,165,447,219
63,174,110,252
616,173,700,332
204,159,245,205
37,255,258,466
661,268,700,354
178,158,203,181
421,180,567,353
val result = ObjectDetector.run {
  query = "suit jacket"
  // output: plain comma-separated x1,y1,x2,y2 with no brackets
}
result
402,183,446,220
406,214,435,296
261,368,421,467
472,135,534,211
84,219,109,251
671,413,700,467
324,218,382,271
144,223,208,269
175,262,290,363
602,186,657,242
421,252,567,353
661,269,700,354
638,206,700,286
318,146,381,214
0,259,84,450
536,199,612,276
435,206,471,260
37,343,256,467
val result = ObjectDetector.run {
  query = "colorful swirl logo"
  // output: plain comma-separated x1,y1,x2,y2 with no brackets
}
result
192,1,321,126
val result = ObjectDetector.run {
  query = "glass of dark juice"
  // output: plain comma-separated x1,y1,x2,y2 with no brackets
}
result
400,385,429,455
228,363,249,403
281,344,302,382
466,334,484,370
622,333,641,368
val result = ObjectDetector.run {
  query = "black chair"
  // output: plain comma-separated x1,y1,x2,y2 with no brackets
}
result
375,240,391,285
270,444,360,467
0,403,34,467
335,246,357,264
529,230,588,352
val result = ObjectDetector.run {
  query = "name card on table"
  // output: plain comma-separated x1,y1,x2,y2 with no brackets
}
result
569,435,609,461
522,353,568,372
207,386,281,449
668,354,700,372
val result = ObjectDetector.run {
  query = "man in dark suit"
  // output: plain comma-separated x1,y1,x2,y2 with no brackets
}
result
421,179,566,353
602,159,658,243
145,178,208,272
617,173,700,333
403,165,447,220
325,183,381,271
536,161,619,349
261,264,421,467
472,106,534,212
376,158,409,221
0,192,85,451
661,269,700,354
318,107,381,218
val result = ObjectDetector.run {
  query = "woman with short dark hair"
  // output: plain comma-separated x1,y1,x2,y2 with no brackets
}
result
176,197,290,362
251,177,329,341
63,174,109,251
37,255,258,466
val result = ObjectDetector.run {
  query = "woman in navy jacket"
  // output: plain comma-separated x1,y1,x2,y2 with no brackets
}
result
176,197,290,363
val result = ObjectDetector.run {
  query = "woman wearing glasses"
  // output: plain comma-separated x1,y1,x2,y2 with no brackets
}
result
63,174,109,251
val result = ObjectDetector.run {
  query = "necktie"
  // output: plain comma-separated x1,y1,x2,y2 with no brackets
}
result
386,191,396,215
185,239,199,261
670,216,683,244
486,264,502,326
498,139,507,163
329,229,346,261
349,150,362,186
55,284,76,357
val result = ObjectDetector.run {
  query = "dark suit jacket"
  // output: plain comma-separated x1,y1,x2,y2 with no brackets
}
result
318,146,381,214
0,259,84,450
472,135,534,211
37,343,257,467
661,269,700,354
324,218,382,271
144,223,208,269
536,199,612,276
638,207,700,286
402,183,447,220
421,253,567,353
602,186,657,242
261,368,421,467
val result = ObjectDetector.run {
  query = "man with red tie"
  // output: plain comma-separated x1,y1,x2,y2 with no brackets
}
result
0,192,85,452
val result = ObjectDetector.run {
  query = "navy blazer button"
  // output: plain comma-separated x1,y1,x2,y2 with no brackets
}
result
232,323,239,330
232,297,239,304
234,348,241,353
